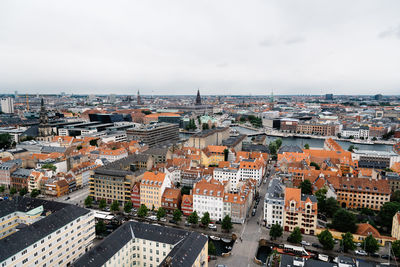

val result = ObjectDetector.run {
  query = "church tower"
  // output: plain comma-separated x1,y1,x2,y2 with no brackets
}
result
37,98,53,141
195,89,202,105
137,90,142,105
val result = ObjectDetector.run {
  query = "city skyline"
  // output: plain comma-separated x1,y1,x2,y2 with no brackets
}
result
1,0,400,95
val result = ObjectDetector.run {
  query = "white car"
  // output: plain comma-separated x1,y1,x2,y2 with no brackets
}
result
159,217,167,222
148,215,157,221
208,223,217,230
355,250,367,256
301,241,310,246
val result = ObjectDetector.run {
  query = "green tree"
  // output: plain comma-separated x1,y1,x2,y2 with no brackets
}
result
372,137,377,141
332,209,357,233
173,209,182,222
77,145,83,150
201,212,211,226
348,145,356,152
30,189,40,198
304,143,310,149
223,148,229,161
208,240,216,255
221,215,233,232
378,202,400,231
315,188,327,212
95,220,107,236
89,139,98,146
41,163,57,172
141,110,151,115
157,207,166,220
181,186,191,195
187,211,199,224
151,204,155,211
124,201,133,213
0,133,12,149
341,232,356,252
310,161,320,170
325,197,340,218
84,196,93,207
0,185,5,193
287,227,302,244
391,190,400,202
110,200,120,212
392,240,400,258
138,204,148,218
99,199,107,210
317,229,334,250
9,187,17,195
275,138,282,149
363,234,379,254
268,142,277,156
202,123,209,130
269,223,283,240
299,179,312,195
19,187,28,196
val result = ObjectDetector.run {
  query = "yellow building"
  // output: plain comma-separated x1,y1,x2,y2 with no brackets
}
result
392,212,400,240
201,145,227,167
140,171,172,209
316,223,395,246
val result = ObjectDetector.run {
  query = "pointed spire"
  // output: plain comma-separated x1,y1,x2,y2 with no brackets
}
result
195,89,202,105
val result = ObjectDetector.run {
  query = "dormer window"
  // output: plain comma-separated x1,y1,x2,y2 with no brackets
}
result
203,189,207,194
196,189,200,193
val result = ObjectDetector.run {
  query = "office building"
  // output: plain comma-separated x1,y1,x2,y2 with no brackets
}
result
0,97,14,113
325,94,333,101
126,123,179,147
187,127,230,149
0,197,95,267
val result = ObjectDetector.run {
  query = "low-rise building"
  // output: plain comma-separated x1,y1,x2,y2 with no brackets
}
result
161,188,182,213
181,194,193,216
10,168,32,190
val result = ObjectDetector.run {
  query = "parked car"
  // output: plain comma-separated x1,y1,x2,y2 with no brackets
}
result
312,243,322,249
208,223,217,230
148,215,157,221
185,221,191,227
381,254,393,260
301,241,310,246
251,210,256,216
65,196,71,200
370,252,380,258
355,242,361,247
169,219,177,224
355,250,367,256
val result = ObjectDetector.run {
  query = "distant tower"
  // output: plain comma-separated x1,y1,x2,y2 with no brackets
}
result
137,90,142,105
195,89,202,105
269,90,274,109
37,98,53,141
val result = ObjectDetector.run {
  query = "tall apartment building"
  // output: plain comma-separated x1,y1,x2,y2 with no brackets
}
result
392,212,400,240
283,188,318,235
238,158,264,185
140,171,172,209
0,197,95,267
333,177,390,211
73,221,208,267
0,97,14,113
193,178,225,221
126,122,179,147
213,167,239,192
264,178,285,227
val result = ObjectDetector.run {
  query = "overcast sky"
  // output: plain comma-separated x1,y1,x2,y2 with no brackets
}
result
1,0,399,95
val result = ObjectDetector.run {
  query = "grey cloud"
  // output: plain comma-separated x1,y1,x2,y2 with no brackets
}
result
284,37,306,45
216,62,229,68
378,25,400,39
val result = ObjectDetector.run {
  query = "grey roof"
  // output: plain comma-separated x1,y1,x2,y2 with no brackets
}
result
301,194,318,203
190,127,228,138
11,168,32,178
280,254,336,267
265,178,284,203
143,146,169,156
278,145,303,154
222,134,246,147
242,143,270,153
0,197,90,262
41,146,67,153
73,221,207,267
